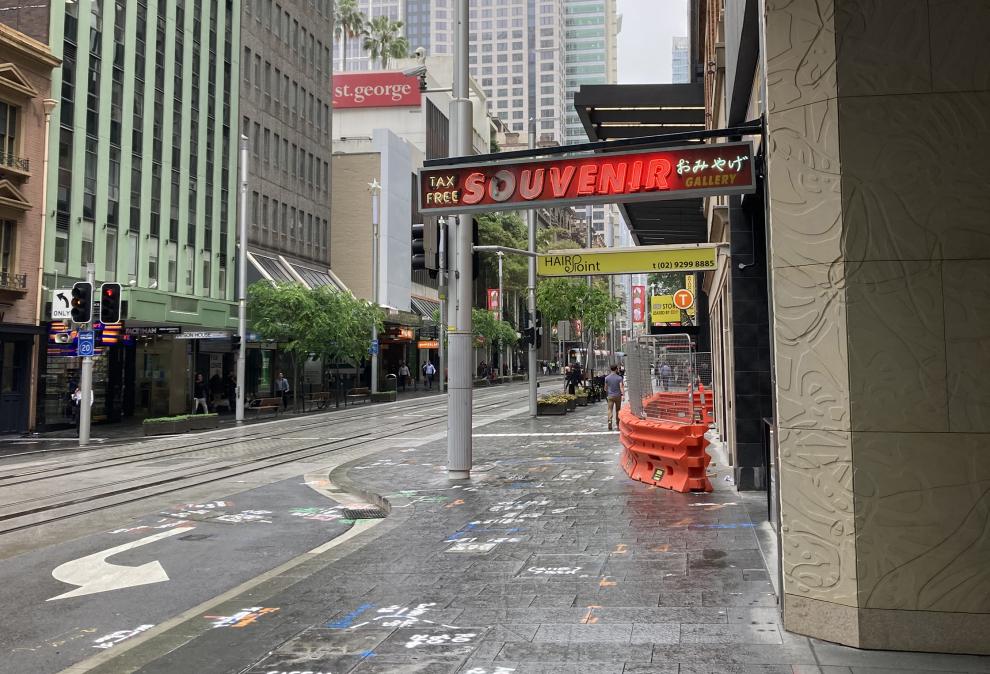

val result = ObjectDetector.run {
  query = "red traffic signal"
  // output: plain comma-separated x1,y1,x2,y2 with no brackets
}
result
99,282,122,324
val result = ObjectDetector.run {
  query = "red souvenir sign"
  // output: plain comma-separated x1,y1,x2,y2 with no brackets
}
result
631,285,646,324
333,72,422,109
419,141,755,215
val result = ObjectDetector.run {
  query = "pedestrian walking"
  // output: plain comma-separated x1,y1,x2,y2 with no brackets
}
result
565,360,583,395
275,371,290,409
398,362,411,391
605,364,625,431
658,360,673,392
226,372,237,413
192,373,209,414
424,361,436,390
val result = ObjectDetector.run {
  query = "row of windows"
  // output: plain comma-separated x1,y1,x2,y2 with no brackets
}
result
243,115,331,196
244,0,333,79
243,47,331,139
250,190,329,261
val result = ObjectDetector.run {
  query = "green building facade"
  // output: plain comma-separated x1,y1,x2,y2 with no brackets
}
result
37,0,242,426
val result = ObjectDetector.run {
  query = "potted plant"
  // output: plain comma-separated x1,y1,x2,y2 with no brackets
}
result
537,394,568,416
142,415,191,436
576,390,589,406
188,413,220,430
371,390,396,403
564,394,578,412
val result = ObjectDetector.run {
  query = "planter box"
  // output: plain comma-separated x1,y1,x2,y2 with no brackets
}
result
188,414,219,430
143,420,188,436
537,402,567,416
566,398,577,412
576,395,589,406
371,391,396,403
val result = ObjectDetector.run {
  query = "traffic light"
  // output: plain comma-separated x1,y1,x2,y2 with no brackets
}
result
411,220,440,275
99,282,122,324
70,281,93,324
411,223,427,271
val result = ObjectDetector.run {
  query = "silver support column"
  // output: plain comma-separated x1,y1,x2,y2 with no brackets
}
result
78,263,95,446
447,0,473,480
527,119,538,417
236,135,248,422
370,180,382,394
497,250,504,375
438,216,447,393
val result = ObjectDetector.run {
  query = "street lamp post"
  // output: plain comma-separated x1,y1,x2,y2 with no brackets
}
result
527,119,538,416
369,179,382,394
236,135,248,422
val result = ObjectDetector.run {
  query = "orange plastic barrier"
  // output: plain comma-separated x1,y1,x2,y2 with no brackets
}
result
642,384,714,424
618,396,712,493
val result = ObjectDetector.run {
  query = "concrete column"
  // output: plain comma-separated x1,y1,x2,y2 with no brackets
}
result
766,0,990,654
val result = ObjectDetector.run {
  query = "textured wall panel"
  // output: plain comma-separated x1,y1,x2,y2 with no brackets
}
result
772,262,849,431
944,260,990,433
766,0,837,113
930,0,990,93
853,431,990,612
778,427,858,606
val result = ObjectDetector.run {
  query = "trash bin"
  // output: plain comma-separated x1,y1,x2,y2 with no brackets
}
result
385,374,397,392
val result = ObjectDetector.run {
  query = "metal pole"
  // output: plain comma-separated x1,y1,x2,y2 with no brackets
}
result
497,250,504,377
236,135,248,422
607,210,616,362
78,263,94,446
370,181,381,394
527,118,538,417
448,0,473,480
438,216,447,393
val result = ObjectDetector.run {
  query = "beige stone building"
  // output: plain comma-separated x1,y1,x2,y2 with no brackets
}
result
0,24,58,434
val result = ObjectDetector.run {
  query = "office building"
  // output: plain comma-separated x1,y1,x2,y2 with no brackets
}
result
671,35,689,82
36,0,241,426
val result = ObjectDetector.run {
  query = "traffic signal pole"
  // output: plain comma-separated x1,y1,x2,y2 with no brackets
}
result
236,135,248,423
527,119,538,417
78,263,94,446
448,0,473,480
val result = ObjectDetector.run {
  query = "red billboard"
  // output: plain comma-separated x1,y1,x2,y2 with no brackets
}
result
419,141,755,215
333,72,422,109
631,285,646,324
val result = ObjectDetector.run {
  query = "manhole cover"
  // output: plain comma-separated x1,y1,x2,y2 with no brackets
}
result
342,507,387,520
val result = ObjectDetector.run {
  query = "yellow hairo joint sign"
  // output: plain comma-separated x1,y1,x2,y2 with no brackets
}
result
537,245,717,277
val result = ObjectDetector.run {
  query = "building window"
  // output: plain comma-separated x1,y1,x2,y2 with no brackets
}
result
0,102,18,163
0,219,13,273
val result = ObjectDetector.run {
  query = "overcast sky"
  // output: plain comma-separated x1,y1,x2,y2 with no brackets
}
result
616,0,689,84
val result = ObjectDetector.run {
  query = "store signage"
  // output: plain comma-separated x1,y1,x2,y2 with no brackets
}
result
651,296,681,325
486,288,500,313
538,244,717,277
631,285,646,324
387,327,415,341
419,141,755,215
684,274,697,317
175,330,231,340
125,326,183,336
672,288,695,310
418,340,439,349
333,72,422,109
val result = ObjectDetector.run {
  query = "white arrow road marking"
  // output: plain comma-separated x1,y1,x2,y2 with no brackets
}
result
48,526,195,601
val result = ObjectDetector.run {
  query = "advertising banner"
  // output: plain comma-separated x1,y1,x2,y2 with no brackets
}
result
631,285,646,324
420,141,755,215
333,72,422,109
487,288,501,313
538,245,717,277
651,295,681,325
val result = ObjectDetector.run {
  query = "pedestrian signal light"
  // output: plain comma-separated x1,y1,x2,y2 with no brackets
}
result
70,281,93,324
99,282,122,324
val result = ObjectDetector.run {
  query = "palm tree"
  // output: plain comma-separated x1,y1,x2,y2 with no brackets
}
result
334,0,366,72
362,15,409,70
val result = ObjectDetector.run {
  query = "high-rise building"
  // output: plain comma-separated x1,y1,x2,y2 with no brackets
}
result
36,0,241,425
563,0,619,239
240,0,334,284
671,35,689,83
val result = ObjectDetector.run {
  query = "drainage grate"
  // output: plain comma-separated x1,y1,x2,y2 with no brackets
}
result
342,507,387,520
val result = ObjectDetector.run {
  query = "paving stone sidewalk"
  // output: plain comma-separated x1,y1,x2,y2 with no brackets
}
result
123,401,990,674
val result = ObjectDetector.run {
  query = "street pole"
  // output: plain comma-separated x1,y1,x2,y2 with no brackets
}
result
438,216,447,393
370,180,381,394
527,118,538,417
607,210,616,362
236,135,248,422
497,250,504,376
78,263,94,446
448,0,473,480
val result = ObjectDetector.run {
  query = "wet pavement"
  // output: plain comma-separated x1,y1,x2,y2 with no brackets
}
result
67,400,990,674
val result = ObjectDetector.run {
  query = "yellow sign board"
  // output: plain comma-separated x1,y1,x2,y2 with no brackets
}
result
684,274,697,317
537,245,718,277
651,295,681,324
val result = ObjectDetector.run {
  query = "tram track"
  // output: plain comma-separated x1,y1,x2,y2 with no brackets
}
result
0,393,522,536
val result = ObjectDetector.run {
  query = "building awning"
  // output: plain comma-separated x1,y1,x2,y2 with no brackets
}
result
574,83,708,246
410,296,440,322
248,252,295,284
288,262,344,291
248,251,350,293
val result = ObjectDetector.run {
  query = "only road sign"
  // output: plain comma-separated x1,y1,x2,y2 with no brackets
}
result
51,288,73,320
673,289,695,311
77,330,96,357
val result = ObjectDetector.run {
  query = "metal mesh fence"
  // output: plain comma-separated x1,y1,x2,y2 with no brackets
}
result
624,335,712,424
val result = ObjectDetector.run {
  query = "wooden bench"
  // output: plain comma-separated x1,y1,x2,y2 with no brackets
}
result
305,391,332,410
345,387,372,406
250,396,282,417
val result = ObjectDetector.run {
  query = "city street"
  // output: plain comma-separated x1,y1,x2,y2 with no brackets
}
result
0,383,986,673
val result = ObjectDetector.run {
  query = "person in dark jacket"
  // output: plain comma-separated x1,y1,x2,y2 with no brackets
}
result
192,373,209,414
